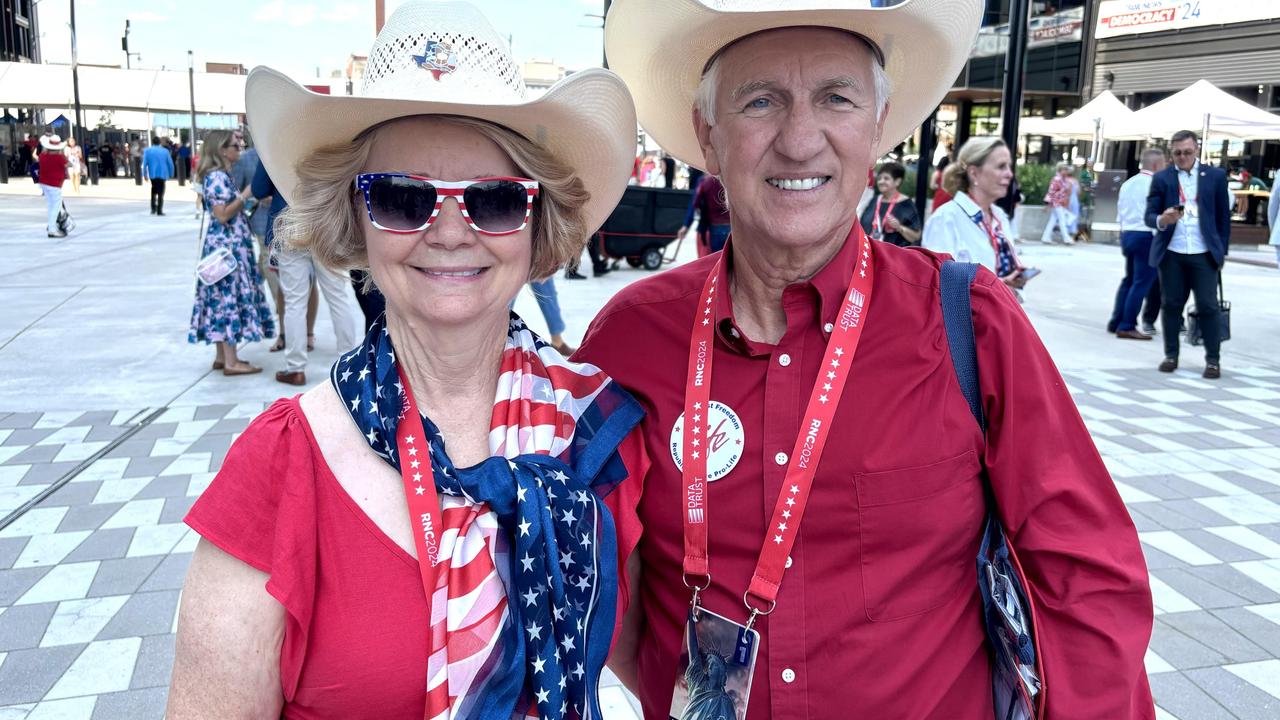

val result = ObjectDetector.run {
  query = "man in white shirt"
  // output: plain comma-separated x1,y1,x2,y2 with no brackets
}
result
1108,149,1166,340
1145,130,1231,379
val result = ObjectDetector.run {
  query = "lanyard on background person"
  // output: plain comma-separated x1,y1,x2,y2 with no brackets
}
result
680,226,876,629
871,194,899,238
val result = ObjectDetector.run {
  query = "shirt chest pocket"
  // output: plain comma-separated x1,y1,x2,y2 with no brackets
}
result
855,450,985,622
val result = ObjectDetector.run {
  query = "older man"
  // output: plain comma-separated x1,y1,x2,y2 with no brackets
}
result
1109,148,1167,339
579,2,1155,718
1147,130,1231,378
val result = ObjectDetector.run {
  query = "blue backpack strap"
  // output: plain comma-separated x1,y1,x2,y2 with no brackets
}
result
940,260,985,432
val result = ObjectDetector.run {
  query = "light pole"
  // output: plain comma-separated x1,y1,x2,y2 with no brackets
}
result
68,0,87,158
188,50,197,182
999,0,1030,153
122,19,140,69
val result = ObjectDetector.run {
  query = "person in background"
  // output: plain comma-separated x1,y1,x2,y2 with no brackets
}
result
142,135,175,215
37,135,69,238
1108,148,1167,341
130,141,143,180
235,132,301,352
677,173,730,257
1147,129,1230,379
529,277,576,356
1066,164,1085,241
930,144,954,212
1041,162,1075,244
65,138,84,195
923,137,1029,293
250,161,356,386
1270,174,1280,268
187,129,276,376
860,161,920,247
177,141,191,186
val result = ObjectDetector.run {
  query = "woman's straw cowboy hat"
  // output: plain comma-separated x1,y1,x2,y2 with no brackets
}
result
605,0,984,168
246,0,637,236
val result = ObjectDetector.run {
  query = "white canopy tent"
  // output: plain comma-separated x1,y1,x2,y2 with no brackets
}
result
1104,80,1280,141
0,62,247,114
1020,90,1133,140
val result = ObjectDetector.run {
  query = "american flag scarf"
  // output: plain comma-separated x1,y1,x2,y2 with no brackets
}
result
332,312,642,720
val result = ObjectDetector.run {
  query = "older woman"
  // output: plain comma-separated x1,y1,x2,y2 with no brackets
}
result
859,161,920,247
1040,162,1076,244
188,129,276,375
923,137,1032,293
168,3,644,719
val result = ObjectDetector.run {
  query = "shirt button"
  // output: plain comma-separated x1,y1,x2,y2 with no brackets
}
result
775,452,788,466
782,667,796,683
823,322,834,333
785,555,793,569
778,353,791,367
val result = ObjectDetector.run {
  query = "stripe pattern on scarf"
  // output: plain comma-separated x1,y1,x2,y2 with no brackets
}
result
332,313,641,720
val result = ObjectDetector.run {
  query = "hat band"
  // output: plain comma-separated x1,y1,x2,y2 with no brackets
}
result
699,26,886,76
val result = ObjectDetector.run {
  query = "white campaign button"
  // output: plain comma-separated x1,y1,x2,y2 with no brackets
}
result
785,555,793,569
775,452,788,466
782,667,796,683
778,353,792,367
823,322,834,333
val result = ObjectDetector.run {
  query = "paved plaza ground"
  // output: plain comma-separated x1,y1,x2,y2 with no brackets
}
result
1,182,1279,718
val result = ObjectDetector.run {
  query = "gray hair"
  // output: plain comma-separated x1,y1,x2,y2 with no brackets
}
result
1140,147,1166,170
695,48,891,126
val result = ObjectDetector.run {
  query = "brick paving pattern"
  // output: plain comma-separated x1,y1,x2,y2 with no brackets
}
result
2,367,1280,718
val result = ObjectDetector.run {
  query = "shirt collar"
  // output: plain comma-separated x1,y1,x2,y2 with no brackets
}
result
952,191,983,222
1180,160,1200,177
713,228,865,356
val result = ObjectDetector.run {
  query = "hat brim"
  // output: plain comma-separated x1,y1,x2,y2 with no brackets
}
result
246,66,637,236
605,0,983,169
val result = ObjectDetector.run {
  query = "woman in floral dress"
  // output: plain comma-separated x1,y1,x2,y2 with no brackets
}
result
188,129,275,375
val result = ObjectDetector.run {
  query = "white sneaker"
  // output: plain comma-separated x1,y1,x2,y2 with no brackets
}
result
1141,322,1157,335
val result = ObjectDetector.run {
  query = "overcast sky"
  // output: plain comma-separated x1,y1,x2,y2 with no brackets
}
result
36,0,608,82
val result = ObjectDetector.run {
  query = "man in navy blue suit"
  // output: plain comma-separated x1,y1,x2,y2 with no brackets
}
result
1145,130,1230,379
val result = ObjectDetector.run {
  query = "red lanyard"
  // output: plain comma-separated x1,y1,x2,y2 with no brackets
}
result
980,212,1002,256
872,194,898,234
1177,178,1194,204
681,227,876,627
394,367,447,603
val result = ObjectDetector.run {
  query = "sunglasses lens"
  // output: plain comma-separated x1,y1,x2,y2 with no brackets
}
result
367,175,437,231
464,180,529,233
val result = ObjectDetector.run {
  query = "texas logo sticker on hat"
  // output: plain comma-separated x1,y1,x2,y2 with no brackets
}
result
413,39,459,80
669,401,745,481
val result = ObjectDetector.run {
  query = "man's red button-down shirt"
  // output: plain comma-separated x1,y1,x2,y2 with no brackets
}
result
575,237,1155,719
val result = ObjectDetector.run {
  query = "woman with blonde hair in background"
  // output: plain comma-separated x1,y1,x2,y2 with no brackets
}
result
923,136,1035,295
187,129,276,375
65,138,83,194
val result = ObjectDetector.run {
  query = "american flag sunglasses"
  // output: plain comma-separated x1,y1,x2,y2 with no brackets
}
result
355,173,540,236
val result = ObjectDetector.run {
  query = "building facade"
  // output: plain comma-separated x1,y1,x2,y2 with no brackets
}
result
1,0,39,63
944,0,1091,146
1085,0,1280,177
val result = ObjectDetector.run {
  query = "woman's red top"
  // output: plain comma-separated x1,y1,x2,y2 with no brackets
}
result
185,397,647,719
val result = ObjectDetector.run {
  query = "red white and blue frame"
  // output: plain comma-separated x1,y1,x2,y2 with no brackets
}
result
354,173,540,236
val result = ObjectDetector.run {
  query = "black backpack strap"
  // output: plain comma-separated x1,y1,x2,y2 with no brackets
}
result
940,260,985,433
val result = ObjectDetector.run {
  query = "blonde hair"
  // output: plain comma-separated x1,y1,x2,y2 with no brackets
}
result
942,136,1008,196
194,130,238,184
274,115,590,282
